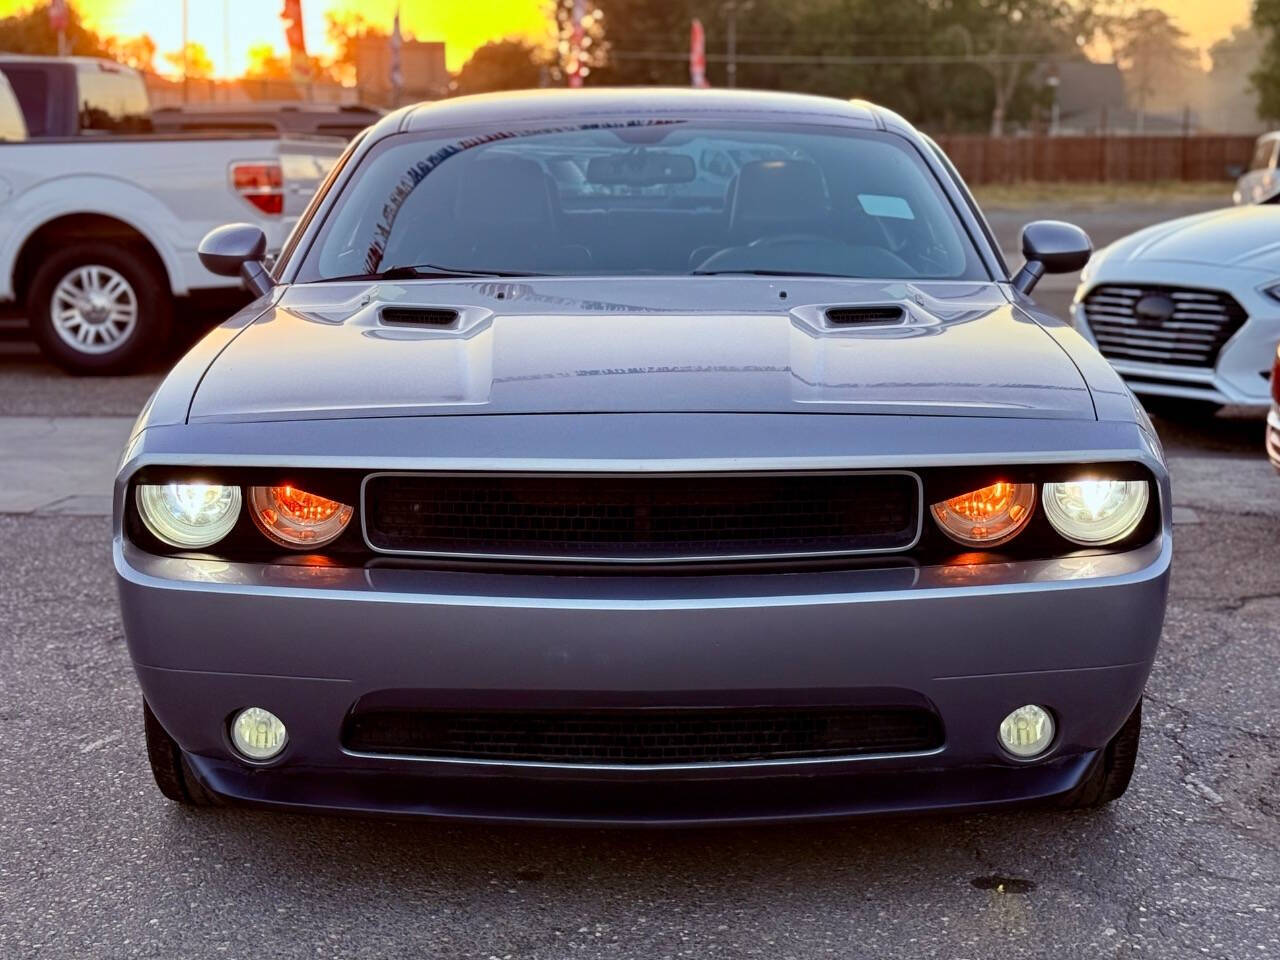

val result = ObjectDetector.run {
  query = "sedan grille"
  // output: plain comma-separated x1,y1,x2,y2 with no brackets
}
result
362,472,920,563
1082,284,1247,368
342,707,944,765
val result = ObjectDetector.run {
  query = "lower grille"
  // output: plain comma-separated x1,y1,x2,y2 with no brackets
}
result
362,472,921,563
342,707,944,765
1082,284,1247,368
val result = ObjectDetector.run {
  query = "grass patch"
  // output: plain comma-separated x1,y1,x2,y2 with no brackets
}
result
971,180,1232,209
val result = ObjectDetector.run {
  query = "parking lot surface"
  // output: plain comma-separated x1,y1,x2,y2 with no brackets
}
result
1,199,1277,959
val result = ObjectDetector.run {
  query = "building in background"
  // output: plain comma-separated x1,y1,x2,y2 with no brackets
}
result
354,37,447,104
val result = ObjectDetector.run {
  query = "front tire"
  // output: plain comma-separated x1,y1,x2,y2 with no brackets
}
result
1059,698,1142,809
27,243,171,375
143,701,216,806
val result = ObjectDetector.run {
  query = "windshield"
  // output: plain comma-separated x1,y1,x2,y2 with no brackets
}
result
297,120,988,283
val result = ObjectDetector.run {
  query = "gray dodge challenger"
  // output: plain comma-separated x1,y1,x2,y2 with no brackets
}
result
115,90,1170,824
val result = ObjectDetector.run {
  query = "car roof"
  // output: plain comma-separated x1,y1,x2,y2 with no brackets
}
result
153,101,383,115
395,88,905,137
0,53,131,70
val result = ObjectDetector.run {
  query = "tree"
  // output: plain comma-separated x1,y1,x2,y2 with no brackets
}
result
1207,25,1262,130
551,0,608,84
1107,7,1198,129
453,40,547,96
109,33,157,73
163,42,215,80
585,0,1085,132
0,1,114,57
325,10,390,86
1252,0,1280,122
245,43,332,84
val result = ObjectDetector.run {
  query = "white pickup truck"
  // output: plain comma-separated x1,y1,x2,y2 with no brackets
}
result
0,55,347,374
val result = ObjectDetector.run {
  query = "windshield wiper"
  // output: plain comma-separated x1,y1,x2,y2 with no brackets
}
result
326,264,545,282
690,268,861,278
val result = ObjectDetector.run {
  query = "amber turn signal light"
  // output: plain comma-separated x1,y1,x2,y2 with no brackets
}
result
931,481,1036,548
249,485,354,549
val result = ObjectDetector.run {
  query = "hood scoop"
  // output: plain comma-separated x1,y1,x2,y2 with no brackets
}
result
380,307,460,327
824,305,906,327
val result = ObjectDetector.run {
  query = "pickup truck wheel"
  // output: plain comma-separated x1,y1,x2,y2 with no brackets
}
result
27,244,171,375
143,701,216,807
1058,697,1142,809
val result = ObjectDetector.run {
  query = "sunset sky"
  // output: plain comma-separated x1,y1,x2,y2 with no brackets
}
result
0,0,1256,77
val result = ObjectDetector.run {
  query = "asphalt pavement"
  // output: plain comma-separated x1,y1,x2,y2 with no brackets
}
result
1,196,1278,958
0,340,1277,959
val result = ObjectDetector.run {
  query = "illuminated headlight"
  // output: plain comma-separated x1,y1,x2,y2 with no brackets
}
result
230,707,287,761
136,483,242,548
998,704,1055,758
1042,479,1149,546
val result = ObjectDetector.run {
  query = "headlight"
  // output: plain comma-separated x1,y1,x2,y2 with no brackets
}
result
136,482,242,548
250,485,353,549
931,481,1036,547
1042,479,1149,545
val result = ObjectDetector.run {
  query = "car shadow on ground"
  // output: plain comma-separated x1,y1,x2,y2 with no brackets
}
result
167,799,1117,907
1148,406,1269,458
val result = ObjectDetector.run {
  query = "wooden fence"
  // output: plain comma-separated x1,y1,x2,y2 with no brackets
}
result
932,135,1259,184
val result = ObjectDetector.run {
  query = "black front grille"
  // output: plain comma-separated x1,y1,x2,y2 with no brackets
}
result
1082,284,1247,368
342,708,944,764
363,472,920,563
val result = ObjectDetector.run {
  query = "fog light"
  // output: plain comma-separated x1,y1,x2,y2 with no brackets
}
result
230,707,287,761
998,704,1055,758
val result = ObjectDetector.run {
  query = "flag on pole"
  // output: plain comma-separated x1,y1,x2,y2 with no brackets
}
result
690,18,708,88
281,0,309,79
390,6,404,101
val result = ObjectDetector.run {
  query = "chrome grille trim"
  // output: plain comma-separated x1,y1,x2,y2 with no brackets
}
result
1082,284,1248,368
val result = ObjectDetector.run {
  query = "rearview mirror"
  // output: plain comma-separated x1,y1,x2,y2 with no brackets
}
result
1012,220,1092,295
198,223,273,298
586,152,697,186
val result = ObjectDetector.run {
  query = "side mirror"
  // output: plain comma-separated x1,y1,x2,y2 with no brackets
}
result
1012,220,1092,295
198,223,273,298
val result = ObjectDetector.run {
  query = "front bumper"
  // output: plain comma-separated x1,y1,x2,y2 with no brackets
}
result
119,534,1169,824
116,412,1171,824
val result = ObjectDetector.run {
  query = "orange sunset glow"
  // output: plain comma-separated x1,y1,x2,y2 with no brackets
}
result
0,0,551,75
0,0,1255,79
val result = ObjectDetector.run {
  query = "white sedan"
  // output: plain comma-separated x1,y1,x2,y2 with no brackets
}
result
1072,204,1280,414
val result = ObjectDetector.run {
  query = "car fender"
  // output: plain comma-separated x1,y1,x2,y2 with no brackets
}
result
0,173,186,301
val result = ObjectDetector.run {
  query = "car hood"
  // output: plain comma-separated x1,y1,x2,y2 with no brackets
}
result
1096,204,1280,273
187,278,1094,423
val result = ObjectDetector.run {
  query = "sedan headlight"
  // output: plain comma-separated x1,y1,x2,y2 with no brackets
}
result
931,481,1036,547
249,485,353,548
1042,479,1149,545
136,482,242,548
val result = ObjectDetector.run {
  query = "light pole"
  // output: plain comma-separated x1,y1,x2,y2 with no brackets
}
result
223,0,231,84
721,1,753,89
181,0,189,103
